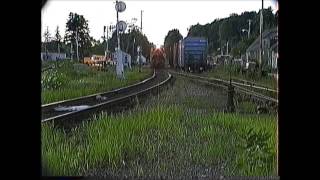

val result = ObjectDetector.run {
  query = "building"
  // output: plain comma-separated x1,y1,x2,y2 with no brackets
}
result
41,52,66,61
214,55,232,65
112,51,132,68
246,27,278,70
136,55,146,65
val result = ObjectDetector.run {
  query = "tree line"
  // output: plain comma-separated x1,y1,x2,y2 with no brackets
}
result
163,7,278,66
42,12,154,62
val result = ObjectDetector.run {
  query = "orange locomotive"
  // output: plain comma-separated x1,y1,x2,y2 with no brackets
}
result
150,48,166,69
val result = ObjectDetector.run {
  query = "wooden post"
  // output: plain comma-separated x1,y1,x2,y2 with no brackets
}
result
227,81,235,112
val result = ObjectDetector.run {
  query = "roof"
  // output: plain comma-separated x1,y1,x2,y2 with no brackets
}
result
246,27,278,52
184,37,207,42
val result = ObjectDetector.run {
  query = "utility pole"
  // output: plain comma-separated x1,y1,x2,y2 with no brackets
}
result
106,26,109,55
44,26,50,60
219,26,222,56
248,19,252,38
259,0,264,69
116,1,120,53
133,37,135,65
76,28,79,62
141,10,143,33
226,41,229,56
70,43,73,60
138,46,141,72
103,26,106,55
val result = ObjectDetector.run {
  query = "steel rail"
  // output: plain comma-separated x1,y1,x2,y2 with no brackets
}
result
170,70,278,104
41,71,172,124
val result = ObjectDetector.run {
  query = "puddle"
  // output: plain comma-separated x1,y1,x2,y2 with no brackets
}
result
54,105,91,112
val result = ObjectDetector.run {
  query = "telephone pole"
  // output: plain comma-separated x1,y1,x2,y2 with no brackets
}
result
259,0,264,69
219,25,222,56
70,43,73,60
248,19,252,38
226,41,229,56
116,1,120,52
103,26,106,56
140,10,143,33
76,28,79,62
106,26,109,55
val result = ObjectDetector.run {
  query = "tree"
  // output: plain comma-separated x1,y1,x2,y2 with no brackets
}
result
43,26,51,54
164,29,183,67
187,7,277,57
54,26,62,53
64,12,92,61
90,40,105,55
107,28,153,64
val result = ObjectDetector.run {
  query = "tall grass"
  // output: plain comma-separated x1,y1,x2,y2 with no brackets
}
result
41,61,152,104
42,105,183,176
42,73,278,177
42,109,277,176
188,113,277,176
204,65,277,89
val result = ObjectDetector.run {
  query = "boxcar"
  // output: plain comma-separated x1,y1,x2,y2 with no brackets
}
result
178,37,208,72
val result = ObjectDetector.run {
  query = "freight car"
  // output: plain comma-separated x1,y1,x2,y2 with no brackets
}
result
178,37,208,72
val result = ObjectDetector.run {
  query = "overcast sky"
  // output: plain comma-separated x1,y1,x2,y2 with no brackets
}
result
41,0,278,48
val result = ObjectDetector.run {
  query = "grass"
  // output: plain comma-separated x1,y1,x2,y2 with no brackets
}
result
41,60,55,69
237,101,257,113
41,60,152,104
203,65,278,90
42,105,184,176
189,113,277,176
42,74,278,177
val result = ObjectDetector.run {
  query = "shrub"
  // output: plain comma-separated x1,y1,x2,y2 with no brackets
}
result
237,128,276,175
41,69,67,90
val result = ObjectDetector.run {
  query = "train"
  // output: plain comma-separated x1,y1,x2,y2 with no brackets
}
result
150,37,208,72
150,48,166,69
177,37,208,72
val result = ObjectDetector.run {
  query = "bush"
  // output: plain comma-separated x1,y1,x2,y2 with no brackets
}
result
237,128,275,175
41,69,67,90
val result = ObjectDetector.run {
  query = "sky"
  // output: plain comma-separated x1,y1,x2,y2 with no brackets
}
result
41,0,278,48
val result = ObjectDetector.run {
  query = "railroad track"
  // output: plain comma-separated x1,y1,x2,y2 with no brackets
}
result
41,62,63,72
177,71,277,95
231,78,277,93
41,69,172,126
170,70,278,105
41,66,54,72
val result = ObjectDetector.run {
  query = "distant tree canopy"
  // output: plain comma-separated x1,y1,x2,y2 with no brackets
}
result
90,39,106,56
41,12,153,62
187,7,278,57
107,28,153,62
163,29,183,66
54,26,62,44
64,12,93,59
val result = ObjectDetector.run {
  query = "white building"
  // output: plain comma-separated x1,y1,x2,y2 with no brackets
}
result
41,52,66,61
246,27,278,70
137,55,146,65
112,50,132,69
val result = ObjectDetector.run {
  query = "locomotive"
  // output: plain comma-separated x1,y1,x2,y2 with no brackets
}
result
150,48,166,69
